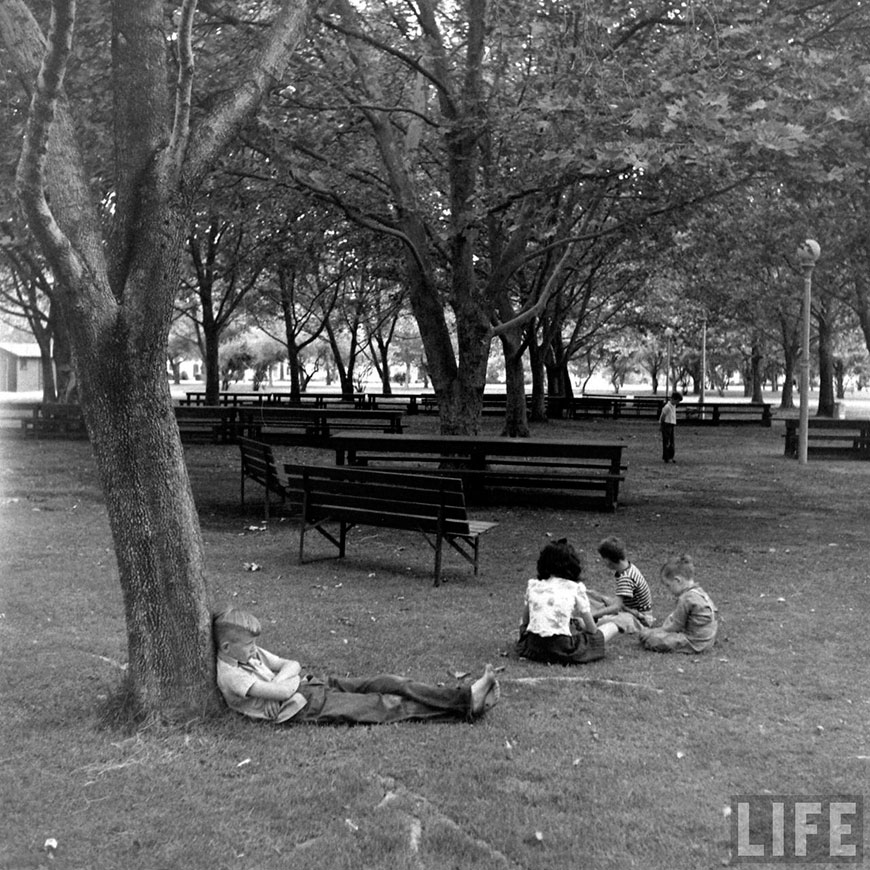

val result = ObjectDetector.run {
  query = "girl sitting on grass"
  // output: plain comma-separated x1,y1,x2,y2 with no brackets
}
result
515,539,619,665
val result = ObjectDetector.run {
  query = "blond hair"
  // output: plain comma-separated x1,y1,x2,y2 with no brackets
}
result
660,554,695,582
213,608,261,645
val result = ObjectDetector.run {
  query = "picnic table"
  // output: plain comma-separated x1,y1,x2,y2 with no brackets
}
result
783,418,870,459
175,405,242,443
236,406,405,443
21,403,88,439
327,432,627,510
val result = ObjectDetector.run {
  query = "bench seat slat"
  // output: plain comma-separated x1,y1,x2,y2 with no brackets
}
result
307,505,474,537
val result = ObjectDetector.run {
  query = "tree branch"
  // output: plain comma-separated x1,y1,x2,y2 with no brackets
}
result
168,0,198,163
15,0,82,289
184,0,330,186
318,3,455,112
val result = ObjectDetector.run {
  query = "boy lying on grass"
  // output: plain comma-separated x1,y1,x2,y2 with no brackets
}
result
214,608,499,725
638,554,718,653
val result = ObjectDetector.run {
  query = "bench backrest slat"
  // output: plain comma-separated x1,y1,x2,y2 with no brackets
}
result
286,462,471,535
239,437,281,484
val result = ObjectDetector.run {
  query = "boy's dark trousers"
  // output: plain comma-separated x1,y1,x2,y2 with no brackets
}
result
661,422,676,462
294,674,472,724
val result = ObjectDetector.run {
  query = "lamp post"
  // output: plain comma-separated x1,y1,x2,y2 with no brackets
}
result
796,239,820,465
664,327,674,397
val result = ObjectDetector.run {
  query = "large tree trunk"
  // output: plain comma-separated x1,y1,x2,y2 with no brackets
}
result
816,296,836,417
778,311,799,410
852,280,870,362
750,339,764,403
81,350,213,717
527,323,548,422
202,309,222,405
3,0,318,721
499,331,530,437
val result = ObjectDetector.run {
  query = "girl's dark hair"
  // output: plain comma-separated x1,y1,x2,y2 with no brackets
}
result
537,538,584,582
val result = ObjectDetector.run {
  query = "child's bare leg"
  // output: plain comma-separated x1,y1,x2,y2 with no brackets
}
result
470,664,499,716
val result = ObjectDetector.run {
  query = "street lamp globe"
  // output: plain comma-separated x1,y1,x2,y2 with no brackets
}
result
796,239,820,268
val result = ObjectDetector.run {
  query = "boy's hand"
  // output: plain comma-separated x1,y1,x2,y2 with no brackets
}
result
264,700,282,719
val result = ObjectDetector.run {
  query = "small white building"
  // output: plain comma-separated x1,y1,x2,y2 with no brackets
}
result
0,342,44,392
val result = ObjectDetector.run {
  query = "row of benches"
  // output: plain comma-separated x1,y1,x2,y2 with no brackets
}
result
174,405,405,443
28,391,768,433
180,389,772,426
17,403,406,443
180,390,368,408
183,390,565,417
238,434,627,583
567,396,773,426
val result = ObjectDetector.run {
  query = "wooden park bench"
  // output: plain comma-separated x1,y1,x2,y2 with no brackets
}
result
567,395,663,419
681,402,772,427
21,403,87,439
783,418,870,459
328,433,627,512
238,437,297,519
289,463,499,586
174,405,241,443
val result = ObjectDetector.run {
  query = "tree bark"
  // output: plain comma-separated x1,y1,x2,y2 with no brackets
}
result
499,330,530,437
2,0,320,720
815,296,836,416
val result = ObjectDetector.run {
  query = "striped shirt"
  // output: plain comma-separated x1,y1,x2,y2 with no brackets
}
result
614,563,652,612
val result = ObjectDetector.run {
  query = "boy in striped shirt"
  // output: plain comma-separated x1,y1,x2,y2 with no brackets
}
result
591,536,655,631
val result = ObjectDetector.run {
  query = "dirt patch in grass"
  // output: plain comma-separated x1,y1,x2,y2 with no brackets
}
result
1,415,868,870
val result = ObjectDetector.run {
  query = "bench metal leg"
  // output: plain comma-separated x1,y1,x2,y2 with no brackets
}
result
434,530,443,587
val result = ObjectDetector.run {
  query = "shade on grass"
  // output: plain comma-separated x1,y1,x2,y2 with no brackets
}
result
1,412,868,869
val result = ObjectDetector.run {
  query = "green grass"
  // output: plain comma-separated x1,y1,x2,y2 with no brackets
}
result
1,414,868,870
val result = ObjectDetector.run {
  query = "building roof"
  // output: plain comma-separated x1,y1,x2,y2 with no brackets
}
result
0,342,43,358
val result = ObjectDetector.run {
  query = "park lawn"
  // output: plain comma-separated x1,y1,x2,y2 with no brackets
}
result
1,414,868,870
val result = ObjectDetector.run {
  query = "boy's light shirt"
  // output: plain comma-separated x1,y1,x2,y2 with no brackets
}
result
217,646,307,721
